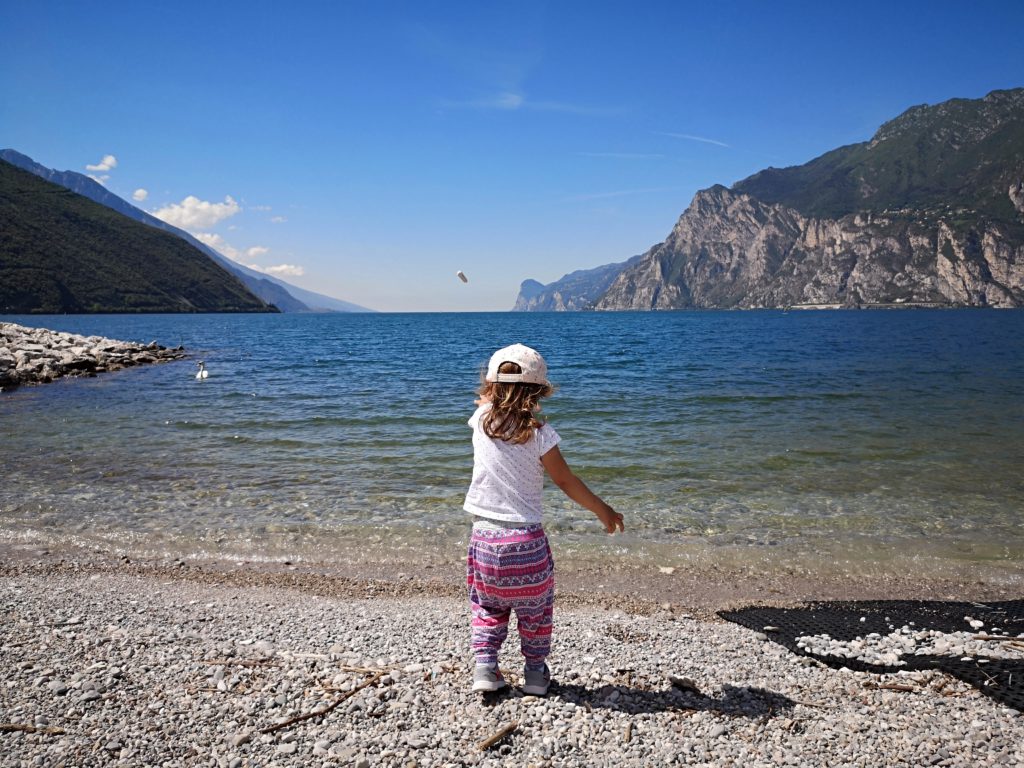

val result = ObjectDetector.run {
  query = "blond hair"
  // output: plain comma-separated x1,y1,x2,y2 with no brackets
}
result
478,361,555,444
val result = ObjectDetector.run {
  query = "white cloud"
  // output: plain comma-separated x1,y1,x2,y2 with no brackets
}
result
269,215,287,223
192,232,241,260
190,235,304,278
132,188,148,202
88,174,109,185
661,132,730,148
151,195,241,230
250,205,272,211
261,264,305,277
85,154,118,172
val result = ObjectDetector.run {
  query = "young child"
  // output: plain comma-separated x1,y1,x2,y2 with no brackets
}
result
464,343,624,695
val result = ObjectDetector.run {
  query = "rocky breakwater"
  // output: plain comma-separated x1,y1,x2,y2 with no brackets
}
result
0,322,186,390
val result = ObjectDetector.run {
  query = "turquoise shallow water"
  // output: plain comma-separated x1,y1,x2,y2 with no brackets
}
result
1,311,1022,573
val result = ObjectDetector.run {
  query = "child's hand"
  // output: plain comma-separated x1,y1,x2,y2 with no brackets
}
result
596,504,624,534
540,447,623,534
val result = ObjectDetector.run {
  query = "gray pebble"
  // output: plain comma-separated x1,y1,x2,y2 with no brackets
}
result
230,732,251,747
3,570,1022,768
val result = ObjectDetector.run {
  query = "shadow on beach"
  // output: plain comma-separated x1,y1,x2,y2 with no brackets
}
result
482,681,796,719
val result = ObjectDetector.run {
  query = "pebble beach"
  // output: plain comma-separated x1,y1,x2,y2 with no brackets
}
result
3,558,1022,768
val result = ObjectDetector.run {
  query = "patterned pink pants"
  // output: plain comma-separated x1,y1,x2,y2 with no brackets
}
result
466,524,555,666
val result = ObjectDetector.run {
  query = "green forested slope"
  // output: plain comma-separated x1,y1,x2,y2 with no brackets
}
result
733,88,1024,222
0,159,275,313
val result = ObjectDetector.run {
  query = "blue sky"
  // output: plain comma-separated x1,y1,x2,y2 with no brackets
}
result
2,1,1023,311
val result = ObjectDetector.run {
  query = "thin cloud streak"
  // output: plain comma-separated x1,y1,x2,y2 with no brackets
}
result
661,132,731,148
576,151,665,159
442,91,620,116
560,186,681,203
443,91,523,110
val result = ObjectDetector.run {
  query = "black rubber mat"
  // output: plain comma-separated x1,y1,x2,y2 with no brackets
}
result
720,600,1024,711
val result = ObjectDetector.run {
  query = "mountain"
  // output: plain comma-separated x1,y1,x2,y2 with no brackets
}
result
598,183,1024,309
517,88,1024,311
0,159,274,313
0,149,372,313
732,89,1024,221
512,256,645,310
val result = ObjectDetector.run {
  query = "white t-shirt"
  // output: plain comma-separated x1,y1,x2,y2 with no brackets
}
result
463,404,561,524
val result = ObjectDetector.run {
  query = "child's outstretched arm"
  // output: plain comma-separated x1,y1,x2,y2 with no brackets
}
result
541,446,624,534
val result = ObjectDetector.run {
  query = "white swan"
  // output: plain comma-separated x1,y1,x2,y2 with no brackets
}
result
195,361,209,379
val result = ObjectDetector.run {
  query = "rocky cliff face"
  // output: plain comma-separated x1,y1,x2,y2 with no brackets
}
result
1011,180,1024,215
595,186,1024,309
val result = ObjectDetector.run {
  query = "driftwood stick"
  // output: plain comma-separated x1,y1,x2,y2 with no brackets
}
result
624,721,633,743
865,682,916,692
972,634,1024,642
202,658,282,668
260,671,385,734
478,721,519,751
0,723,66,735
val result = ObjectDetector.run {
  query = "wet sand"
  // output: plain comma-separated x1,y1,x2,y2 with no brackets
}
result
3,538,1020,621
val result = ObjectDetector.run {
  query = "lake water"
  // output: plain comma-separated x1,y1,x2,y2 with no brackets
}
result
2,311,1022,577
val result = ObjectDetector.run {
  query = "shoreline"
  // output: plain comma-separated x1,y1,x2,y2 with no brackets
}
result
3,539,1020,621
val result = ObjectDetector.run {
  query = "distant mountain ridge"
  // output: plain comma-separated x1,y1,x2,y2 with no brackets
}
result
0,159,273,313
515,88,1024,310
0,149,372,313
512,256,645,310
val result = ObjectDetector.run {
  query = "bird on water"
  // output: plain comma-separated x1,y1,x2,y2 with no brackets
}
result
195,361,209,379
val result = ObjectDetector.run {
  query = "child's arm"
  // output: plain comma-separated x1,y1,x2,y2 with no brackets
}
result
541,446,624,534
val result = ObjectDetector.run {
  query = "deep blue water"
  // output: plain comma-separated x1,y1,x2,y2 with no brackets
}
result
2,311,1022,572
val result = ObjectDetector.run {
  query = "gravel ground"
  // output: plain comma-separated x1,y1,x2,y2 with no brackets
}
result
2,573,1022,768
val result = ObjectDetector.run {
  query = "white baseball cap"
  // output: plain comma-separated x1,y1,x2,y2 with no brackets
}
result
485,343,549,385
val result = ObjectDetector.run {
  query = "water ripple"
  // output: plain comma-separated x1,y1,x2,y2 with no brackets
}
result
2,310,1023,568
